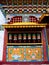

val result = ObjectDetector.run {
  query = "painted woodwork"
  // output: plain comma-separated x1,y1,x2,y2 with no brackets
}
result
0,0,49,64
42,28,48,61
46,28,49,60
0,0,49,6
6,46,43,62
3,29,8,61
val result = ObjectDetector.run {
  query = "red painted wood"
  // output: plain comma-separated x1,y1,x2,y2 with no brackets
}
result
2,28,48,62
8,16,22,24
3,29,8,61
42,29,47,61
0,61,49,65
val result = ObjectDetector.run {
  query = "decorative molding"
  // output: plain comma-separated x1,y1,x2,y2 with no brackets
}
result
1,6,49,14
2,22,47,28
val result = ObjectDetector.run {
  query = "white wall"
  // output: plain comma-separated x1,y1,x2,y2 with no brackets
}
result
0,31,4,61
0,10,5,61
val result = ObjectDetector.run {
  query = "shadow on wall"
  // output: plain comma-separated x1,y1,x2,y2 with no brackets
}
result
0,25,4,30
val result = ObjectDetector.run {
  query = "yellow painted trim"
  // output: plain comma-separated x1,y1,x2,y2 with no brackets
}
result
7,43,42,45
3,22,46,25
2,22,47,28
39,14,49,22
2,25,46,28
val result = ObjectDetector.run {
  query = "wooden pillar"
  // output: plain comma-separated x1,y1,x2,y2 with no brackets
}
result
3,29,7,62
42,28,48,61
45,28,48,60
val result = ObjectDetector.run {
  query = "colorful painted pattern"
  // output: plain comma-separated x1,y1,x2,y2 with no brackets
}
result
3,6,47,14
6,46,43,62
0,0,48,5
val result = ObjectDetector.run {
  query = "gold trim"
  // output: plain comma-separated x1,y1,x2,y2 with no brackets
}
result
2,25,46,28
7,43,42,45
39,14,49,22
2,22,47,28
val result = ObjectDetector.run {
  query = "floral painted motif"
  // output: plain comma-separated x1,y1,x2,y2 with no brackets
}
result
7,46,43,62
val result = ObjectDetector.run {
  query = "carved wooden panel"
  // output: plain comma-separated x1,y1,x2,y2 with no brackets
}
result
1,0,7,5
18,0,22,5
33,0,37,5
7,0,12,5
13,0,17,5
38,0,42,5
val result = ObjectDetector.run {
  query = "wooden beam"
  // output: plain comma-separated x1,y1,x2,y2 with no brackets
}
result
39,14,49,22
2,22,47,28
7,43,42,46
